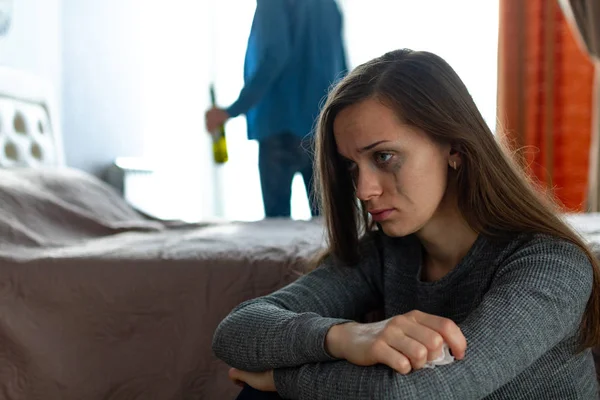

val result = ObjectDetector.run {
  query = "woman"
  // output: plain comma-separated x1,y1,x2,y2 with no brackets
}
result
212,49,600,399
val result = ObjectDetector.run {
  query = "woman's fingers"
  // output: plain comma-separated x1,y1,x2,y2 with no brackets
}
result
399,320,445,361
228,368,276,392
387,333,434,369
409,311,467,360
371,340,413,374
229,368,245,387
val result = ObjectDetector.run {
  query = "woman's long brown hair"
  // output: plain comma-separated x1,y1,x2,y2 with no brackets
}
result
314,49,600,349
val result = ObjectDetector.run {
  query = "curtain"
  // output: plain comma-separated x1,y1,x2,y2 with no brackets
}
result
558,0,600,211
498,0,594,211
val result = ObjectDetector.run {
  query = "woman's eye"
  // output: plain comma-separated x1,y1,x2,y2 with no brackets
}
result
346,160,357,171
374,152,393,164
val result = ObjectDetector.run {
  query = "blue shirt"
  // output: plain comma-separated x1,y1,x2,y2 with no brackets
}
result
226,0,347,141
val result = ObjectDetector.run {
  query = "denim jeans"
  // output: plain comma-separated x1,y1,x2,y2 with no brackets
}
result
235,385,284,400
258,132,319,218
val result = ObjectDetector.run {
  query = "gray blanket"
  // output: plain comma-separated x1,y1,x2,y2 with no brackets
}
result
0,168,326,399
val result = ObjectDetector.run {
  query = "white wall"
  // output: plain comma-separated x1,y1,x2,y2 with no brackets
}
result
61,0,148,176
0,0,62,113
0,0,146,177
338,0,499,130
59,0,217,221
137,0,217,221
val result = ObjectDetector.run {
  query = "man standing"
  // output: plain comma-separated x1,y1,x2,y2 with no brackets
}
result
206,0,347,218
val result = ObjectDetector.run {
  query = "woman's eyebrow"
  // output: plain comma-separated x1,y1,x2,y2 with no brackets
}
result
359,140,391,153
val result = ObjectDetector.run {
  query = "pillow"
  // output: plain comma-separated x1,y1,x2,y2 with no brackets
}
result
0,167,162,248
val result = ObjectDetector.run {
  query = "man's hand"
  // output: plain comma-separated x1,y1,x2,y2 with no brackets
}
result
205,107,230,133
228,367,276,392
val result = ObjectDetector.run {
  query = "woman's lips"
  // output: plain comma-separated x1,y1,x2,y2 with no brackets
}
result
368,209,394,222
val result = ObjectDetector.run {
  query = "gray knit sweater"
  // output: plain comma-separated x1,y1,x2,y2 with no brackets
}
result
212,232,599,399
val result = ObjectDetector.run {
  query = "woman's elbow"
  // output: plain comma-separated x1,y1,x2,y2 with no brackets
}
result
211,304,259,369
211,318,230,362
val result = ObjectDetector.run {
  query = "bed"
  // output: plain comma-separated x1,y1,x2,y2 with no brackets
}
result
0,67,597,399
0,67,327,399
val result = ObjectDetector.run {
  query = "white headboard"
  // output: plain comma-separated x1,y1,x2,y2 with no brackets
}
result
0,67,64,167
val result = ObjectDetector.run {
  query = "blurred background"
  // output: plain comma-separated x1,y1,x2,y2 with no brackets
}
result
1,0,595,222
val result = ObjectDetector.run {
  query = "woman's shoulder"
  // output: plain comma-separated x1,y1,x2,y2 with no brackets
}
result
501,232,590,261
492,232,594,288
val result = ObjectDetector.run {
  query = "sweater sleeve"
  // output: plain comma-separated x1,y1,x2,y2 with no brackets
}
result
226,0,291,118
211,235,383,372
273,237,595,399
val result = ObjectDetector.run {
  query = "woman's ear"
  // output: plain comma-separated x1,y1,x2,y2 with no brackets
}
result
448,146,462,170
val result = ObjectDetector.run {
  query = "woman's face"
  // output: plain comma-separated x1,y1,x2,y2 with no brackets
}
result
333,97,452,237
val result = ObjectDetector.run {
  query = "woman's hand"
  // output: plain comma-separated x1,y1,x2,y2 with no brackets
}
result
326,310,467,374
228,367,276,392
